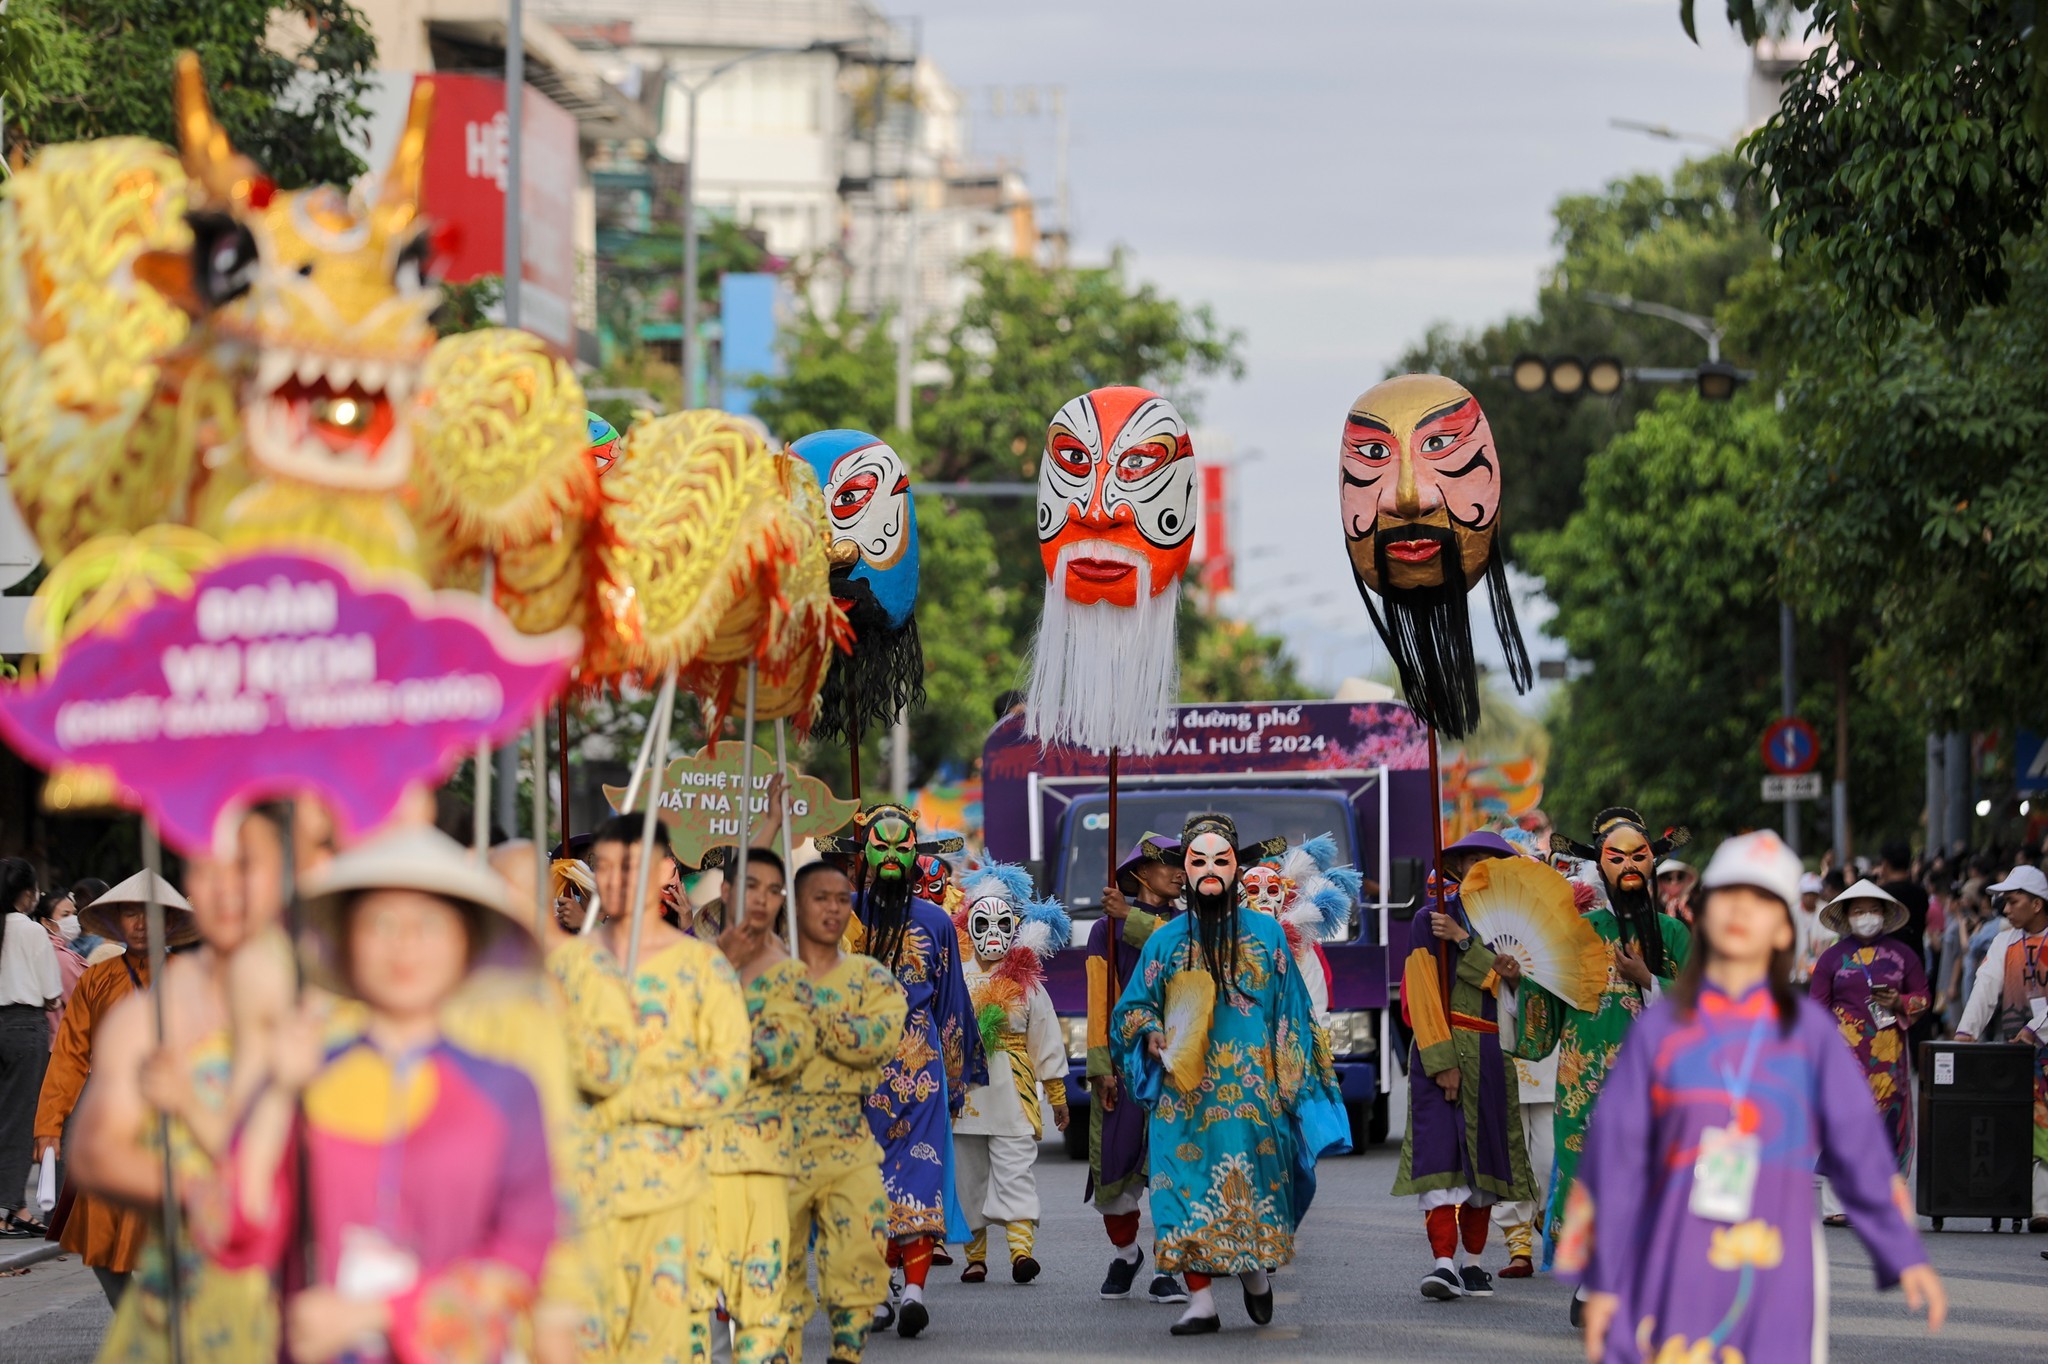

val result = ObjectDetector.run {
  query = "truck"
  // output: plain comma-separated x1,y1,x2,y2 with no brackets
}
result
980,698,1437,1155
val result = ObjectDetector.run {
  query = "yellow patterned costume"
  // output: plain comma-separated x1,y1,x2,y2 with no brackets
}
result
550,937,749,1364
783,955,905,1364
95,1031,277,1364
694,958,816,1364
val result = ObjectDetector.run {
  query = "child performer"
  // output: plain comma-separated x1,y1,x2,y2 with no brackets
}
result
950,864,1072,1284
784,861,907,1364
1562,831,1947,1363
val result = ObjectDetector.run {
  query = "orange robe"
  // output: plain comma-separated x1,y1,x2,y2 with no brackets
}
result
33,953,150,1272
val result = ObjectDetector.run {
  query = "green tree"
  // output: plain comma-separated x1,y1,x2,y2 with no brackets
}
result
1523,393,1921,848
1398,154,1770,539
1177,605,1304,704
6,1,377,189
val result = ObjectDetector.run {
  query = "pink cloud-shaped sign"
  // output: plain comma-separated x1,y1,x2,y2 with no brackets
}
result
0,552,575,854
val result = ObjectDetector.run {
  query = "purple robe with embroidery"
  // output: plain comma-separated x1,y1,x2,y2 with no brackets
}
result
1808,938,1929,1169
1559,983,1929,1363
1084,901,1178,1209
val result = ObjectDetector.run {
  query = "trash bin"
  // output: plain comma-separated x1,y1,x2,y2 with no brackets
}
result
1915,1041,2035,1231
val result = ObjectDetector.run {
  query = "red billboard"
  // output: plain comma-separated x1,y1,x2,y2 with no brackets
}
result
357,72,579,354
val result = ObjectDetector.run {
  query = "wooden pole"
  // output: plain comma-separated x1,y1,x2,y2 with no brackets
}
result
473,556,495,855
1425,724,1451,1003
556,699,572,852
624,668,678,981
776,718,798,952
1105,746,1120,982
141,824,185,1364
530,712,548,936
732,665,758,932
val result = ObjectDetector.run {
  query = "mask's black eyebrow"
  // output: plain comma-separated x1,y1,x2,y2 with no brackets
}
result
1344,412,1393,436
1418,397,1473,427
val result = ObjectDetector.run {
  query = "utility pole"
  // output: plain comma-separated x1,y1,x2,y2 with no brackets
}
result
1780,603,1798,854
495,0,525,841
888,68,919,801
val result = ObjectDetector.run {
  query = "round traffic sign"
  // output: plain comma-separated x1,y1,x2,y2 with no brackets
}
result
1760,717,1819,776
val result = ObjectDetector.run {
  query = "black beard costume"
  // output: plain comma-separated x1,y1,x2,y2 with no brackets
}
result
1604,876,1670,979
811,575,926,745
1188,880,1246,1004
860,871,915,974
1348,520,1531,740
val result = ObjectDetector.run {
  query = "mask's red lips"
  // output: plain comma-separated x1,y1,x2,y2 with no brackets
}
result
1067,558,1135,585
1385,539,1442,564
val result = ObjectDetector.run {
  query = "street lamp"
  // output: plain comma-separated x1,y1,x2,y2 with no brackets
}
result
673,39,852,409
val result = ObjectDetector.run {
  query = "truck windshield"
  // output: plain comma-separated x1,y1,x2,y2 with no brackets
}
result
1058,789,1361,941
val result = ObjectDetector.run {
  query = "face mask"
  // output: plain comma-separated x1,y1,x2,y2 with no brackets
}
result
56,916,81,941
1848,911,1884,939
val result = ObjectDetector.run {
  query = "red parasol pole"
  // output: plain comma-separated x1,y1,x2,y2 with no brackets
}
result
1426,723,1451,1003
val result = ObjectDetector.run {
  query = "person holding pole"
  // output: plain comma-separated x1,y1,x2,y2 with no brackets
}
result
551,813,751,1363
1087,834,1190,1306
72,810,291,1362
782,861,904,1364
694,847,817,1364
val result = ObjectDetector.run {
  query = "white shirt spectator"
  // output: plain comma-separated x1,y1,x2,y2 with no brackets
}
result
0,912,61,1008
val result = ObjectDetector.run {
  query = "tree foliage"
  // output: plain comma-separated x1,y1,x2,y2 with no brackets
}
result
5,1,377,189
1398,154,1769,540
1523,394,1920,846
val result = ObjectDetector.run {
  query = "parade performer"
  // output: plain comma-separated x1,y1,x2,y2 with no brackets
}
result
1491,878,1595,1278
783,862,906,1364
1952,863,2048,1228
1510,807,1693,1320
950,864,1072,1284
198,826,562,1362
69,811,287,1363
34,873,195,1308
817,804,985,1338
1088,834,1190,1306
698,849,817,1364
1336,373,1530,739
790,431,925,748
1240,835,1361,1021
1809,880,1930,1181
551,814,751,1363
1114,814,1348,1335
1562,831,1947,1362
1392,830,1535,1301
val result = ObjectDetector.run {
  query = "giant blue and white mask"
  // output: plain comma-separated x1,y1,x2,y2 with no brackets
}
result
790,429,919,631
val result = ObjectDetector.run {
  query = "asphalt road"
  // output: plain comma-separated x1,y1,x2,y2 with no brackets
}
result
2,1136,2041,1362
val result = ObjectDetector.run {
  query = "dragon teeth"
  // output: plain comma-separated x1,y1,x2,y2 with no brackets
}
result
255,349,295,395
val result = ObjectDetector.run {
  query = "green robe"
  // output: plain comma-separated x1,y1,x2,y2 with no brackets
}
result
1506,908,1692,1239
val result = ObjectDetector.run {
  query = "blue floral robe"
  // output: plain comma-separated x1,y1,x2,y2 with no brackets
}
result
1113,911,1348,1275
852,893,988,1238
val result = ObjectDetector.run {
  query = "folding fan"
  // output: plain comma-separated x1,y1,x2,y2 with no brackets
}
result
1459,855,1608,1012
1160,969,1215,1095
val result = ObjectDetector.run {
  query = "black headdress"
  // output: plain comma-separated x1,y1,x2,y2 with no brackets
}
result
1550,807,1690,977
816,803,963,972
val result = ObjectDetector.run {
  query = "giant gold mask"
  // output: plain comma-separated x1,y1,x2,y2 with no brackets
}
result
1339,373,1499,593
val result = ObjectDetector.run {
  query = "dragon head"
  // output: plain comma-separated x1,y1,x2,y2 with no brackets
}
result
137,54,439,495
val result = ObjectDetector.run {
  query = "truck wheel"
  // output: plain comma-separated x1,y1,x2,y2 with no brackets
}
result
1062,1106,1090,1161
1368,1091,1390,1146
1346,1093,1392,1151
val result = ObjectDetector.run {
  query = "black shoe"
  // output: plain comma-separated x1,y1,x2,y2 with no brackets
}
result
1420,1267,1463,1301
1569,1293,1585,1328
1169,1314,1221,1336
873,1301,897,1332
897,1299,929,1338
931,1244,954,1266
1242,1279,1274,1325
1011,1254,1041,1284
1099,1249,1143,1300
1146,1273,1189,1305
1459,1266,1493,1298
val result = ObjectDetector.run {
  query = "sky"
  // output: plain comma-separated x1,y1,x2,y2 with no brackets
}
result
908,0,1755,701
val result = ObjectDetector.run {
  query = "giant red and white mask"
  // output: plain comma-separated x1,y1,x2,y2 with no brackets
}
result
1185,831,1239,901
1036,385,1197,608
1240,866,1287,917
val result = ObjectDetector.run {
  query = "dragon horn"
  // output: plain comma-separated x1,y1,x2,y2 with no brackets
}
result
173,52,265,206
379,79,436,225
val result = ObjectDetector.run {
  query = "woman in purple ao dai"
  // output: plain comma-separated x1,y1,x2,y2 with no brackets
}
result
1559,831,1947,1364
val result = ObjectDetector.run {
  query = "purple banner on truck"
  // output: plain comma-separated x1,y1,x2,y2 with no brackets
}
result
983,700,1427,863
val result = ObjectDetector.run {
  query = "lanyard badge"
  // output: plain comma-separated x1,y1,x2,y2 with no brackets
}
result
1690,1014,1768,1224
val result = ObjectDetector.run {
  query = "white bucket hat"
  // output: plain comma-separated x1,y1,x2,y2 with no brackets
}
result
1699,830,1803,911
1820,878,1907,938
299,826,534,997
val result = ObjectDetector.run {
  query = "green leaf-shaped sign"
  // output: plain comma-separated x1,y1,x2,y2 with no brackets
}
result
601,743,856,868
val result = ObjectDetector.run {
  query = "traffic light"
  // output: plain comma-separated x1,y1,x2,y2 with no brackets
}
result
1507,353,1624,399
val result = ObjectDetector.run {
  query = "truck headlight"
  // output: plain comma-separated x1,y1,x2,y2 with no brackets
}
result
1323,1010,1376,1058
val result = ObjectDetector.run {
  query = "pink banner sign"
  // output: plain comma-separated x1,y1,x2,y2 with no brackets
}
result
0,553,574,853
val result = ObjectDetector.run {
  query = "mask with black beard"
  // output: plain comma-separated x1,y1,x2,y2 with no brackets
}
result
861,871,914,974
813,574,925,744
1552,807,1689,981
1604,873,1669,978
1184,826,1245,1002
